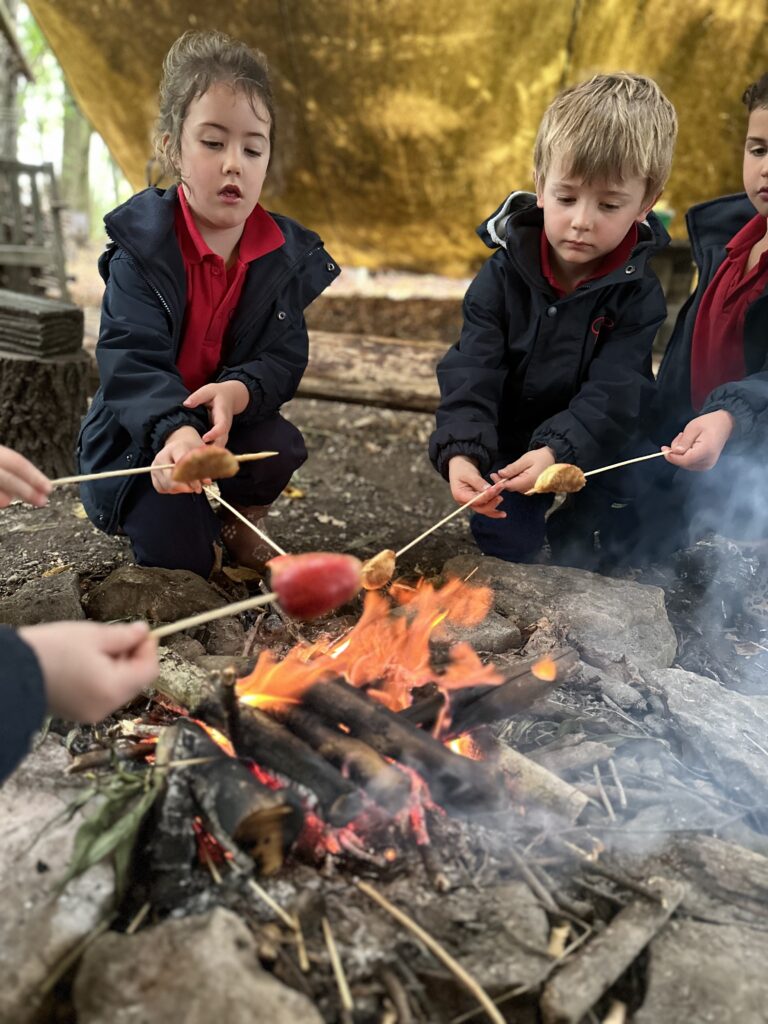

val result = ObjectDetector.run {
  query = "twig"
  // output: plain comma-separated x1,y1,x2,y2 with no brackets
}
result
380,966,414,1024
293,915,311,973
593,764,616,821
66,740,156,773
601,1001,627,1024
356,880,506,1024
395,484,505,558
583,450,665,478
248,878,296,930
509,847,559,913
607,758,627,809
39,914,115,996
201,847,223,884
203,485,286,556
322,915,354,1019
125,901,151,935
50,451,278,486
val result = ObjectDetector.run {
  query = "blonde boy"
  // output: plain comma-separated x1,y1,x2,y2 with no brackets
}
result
429,73,677,566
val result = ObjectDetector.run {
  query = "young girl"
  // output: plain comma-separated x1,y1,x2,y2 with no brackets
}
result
77,30,340,577
639,72,768,554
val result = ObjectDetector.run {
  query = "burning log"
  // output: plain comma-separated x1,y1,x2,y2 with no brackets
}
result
267,703,412,814
401,647,579,736
198,696,365,827
301,677,507,813
145,720,304,908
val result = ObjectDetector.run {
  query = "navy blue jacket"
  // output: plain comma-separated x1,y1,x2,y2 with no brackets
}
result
655,193,768,448
1,628,46,783
429,192,669,477
77,186,340,533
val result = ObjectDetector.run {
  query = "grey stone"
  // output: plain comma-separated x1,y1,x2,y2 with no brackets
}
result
443,555,677,670
160,633,207,662
0,569,84,626
0,738,115,1024
437,609,522,654
73,906,324,1024
635,920,768,1024
641,665,768,802
197,614,246,655
194,654,254,677
85,564,225,624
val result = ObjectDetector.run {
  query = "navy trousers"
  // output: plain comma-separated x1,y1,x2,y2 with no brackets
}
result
469,451,647,567
120,414,307,578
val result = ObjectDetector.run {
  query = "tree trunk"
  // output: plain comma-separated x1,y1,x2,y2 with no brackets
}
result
0,350,90,476
0,0,20,158
61,86,91,241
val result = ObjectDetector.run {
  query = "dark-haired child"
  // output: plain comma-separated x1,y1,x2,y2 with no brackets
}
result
78,30,340,577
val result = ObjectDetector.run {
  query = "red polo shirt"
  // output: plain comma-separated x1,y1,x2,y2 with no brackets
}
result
690,214,768,410
174,187,285,392
540,224,639,297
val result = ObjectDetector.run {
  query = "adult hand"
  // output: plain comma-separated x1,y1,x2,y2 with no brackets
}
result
492,446,556,495
183,381,250,448
151,425,207,494
0,446,51,508
662,410,735,471
447,455,506,518
19,620,158,723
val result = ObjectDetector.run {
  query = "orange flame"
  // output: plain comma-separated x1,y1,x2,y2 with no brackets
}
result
448,734,481,759
531,656,558,682
236,576,503,711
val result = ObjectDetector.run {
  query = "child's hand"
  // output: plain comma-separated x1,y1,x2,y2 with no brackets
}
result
0,446,51,508
183,381,250,449
662,410,735,471
19,621,158,723
151,426,208,494
448,455,506,518
493,447,556,494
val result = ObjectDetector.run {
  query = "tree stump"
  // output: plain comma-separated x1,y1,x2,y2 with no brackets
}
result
0,350,90,476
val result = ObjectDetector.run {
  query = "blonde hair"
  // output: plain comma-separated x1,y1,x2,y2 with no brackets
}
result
533,73,677,204
153,30,275,180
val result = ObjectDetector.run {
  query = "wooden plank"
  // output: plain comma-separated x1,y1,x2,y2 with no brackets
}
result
300,329,445,412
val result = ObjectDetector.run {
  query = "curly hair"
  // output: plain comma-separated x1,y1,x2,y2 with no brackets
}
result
153,30,275,179
743,74,768,112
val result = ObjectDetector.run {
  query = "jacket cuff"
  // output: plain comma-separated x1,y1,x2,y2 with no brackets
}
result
432,441,492,480
217,371,268,425
700,393,753,443
147,407,209,452
529,429,576,464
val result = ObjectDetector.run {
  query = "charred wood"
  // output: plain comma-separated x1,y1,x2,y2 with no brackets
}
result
401,647,579,735
489,737,589,823
268,703,412,814
197,695,365,827
301,677,506,813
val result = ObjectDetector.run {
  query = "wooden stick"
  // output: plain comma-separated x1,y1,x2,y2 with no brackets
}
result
150,591,276,639
202,486,286,556
355,880,506,1024
322,915,354,1016
396,483,504,558
50,451,278,486
248,877,296,931
583,450,665,479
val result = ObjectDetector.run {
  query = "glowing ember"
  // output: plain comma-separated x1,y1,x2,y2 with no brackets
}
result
448,734,482,759
236,576,504,713
531,656,558,682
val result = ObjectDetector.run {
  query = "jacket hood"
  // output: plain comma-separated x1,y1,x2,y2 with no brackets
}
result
684,192,758,266
476,190,670,280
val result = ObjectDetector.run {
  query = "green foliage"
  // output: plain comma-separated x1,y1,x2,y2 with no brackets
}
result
61,767,162,901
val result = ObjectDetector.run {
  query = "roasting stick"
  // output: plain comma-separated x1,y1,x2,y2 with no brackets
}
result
202,485,287,556
395,484,504,558
583,450,666,479
50,451,278,487
150,593,280,639
356,880,505,1024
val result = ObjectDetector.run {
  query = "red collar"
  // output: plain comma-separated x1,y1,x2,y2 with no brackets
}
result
540,222,639,296
725,212,768,259
176,185,285,265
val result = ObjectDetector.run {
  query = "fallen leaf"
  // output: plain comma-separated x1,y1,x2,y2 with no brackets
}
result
72,502,88,519
282,484,306,500
42,564,74,577
222,565,263,582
